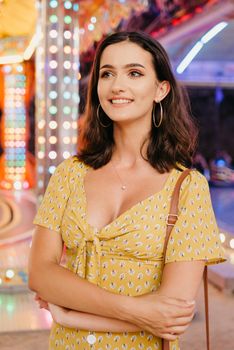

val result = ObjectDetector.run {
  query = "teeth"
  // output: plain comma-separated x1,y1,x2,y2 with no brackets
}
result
111,99,132,104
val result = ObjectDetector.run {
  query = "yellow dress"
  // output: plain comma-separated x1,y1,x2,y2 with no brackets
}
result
33,157,225,350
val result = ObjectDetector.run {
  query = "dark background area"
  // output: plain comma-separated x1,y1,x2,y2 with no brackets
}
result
188,87,234,164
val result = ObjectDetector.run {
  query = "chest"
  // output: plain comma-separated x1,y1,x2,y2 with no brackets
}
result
83,166,173,230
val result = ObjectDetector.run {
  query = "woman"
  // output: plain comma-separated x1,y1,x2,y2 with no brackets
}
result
29,31,225,350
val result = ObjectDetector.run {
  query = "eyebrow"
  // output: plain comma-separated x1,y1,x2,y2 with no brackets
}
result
100,63,146,70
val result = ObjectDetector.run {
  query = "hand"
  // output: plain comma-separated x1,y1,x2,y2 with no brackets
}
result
34,293,49,310
48,303,69,324
127,292,195,341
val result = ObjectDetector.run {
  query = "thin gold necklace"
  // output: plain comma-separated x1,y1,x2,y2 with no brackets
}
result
111,162,127,191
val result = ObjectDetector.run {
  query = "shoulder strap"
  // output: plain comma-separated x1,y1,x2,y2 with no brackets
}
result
162,169,191,264
204,265,210,350
162,169,210,350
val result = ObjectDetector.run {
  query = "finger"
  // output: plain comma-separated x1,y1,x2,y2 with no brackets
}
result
167,324,190,335
161,333,178,341
166,297,195,309
41,302,49,309
166,314,194,327
173,298,195,306
37,300,48,309
170,306,195,319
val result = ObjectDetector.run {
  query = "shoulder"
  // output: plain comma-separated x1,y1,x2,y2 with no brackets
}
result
173,164,208,186
173,168,211,205
181,168,208,188
55,156,89,175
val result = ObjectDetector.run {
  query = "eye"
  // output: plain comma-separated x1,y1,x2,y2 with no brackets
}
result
100,71,113,78
129,70,143,78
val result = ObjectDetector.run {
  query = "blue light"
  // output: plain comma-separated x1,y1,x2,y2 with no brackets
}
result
177,21,228,74
215,159,226,167
88,23,95,31
201,22,228,44
64,76,71,84
49,75,58,84
177,42,203,74
49,91,58,99
49,166,56,174
64,1,72,9
73,3,79,11
63,91,71,99
215,87,224,104
50,0,58,8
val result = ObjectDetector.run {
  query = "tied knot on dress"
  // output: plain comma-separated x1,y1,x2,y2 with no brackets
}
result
83,230,97,242
72,228,102,284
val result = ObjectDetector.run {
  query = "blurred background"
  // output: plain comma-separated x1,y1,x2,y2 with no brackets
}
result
0,1,233,349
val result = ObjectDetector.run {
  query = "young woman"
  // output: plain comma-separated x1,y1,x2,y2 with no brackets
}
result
29,31,225,350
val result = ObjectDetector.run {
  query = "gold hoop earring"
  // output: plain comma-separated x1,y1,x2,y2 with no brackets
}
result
153,101,163,128
97,104,111,128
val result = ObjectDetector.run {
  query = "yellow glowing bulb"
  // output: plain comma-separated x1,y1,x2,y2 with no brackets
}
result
49,136,57,144
38,151,45,159
38,120,46,129
63,121,71,129
6,269,15,279
49,45,58,54
63,151,70,159
49,121,58,129
64,45,71,54
219,233,226,243
230,239,234,249
63,137,70,144
38,136,46,144
72,121,78,129
49,151,57,159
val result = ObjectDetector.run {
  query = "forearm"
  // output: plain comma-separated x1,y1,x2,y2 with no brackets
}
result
56,309,140,332
29,261,133,321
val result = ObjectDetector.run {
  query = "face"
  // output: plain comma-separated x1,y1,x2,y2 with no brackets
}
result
97,41,169,126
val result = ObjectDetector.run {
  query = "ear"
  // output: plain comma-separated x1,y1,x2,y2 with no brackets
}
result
154,80,170,103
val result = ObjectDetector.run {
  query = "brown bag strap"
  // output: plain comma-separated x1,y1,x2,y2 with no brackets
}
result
162,169,191,263
203,265,210,350
162,169,210,350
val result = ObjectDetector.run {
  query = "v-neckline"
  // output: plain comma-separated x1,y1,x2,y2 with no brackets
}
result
81,164,175,232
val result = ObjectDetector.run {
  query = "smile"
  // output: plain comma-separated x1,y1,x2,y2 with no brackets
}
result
111,99,133,104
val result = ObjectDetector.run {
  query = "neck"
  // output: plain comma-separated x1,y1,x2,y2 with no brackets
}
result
112,120,150,167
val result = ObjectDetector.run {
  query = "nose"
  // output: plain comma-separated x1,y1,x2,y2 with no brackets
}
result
111,74,126,93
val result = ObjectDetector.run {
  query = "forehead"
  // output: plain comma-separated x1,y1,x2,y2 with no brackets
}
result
100,41,154,68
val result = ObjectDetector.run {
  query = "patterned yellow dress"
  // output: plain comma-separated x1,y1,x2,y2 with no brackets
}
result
33,157,225,350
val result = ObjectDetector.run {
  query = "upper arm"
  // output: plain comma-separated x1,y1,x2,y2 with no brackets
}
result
30,225,63,265
159,171,225,301
28,225,63,289
29,158,73,288
29,159,73,277
158,260,205,300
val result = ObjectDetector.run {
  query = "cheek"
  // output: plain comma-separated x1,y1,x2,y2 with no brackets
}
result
97,81,108,103
97,82,101,100
134,81,157,100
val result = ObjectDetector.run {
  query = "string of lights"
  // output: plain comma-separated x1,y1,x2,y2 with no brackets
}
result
1,64,28,190
35,0,79,198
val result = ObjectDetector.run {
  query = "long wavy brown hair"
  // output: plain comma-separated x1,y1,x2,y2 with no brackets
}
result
78,31,198,172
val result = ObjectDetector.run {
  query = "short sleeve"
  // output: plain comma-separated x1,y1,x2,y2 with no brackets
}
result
165,170,226,265
33,157,73,232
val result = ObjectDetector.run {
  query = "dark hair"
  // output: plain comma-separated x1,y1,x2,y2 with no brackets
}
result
78,31,198,172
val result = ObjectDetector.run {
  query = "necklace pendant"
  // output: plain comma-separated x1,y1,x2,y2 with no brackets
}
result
121,185,126,191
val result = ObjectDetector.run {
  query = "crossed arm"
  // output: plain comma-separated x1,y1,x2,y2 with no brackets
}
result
28,225,205,341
